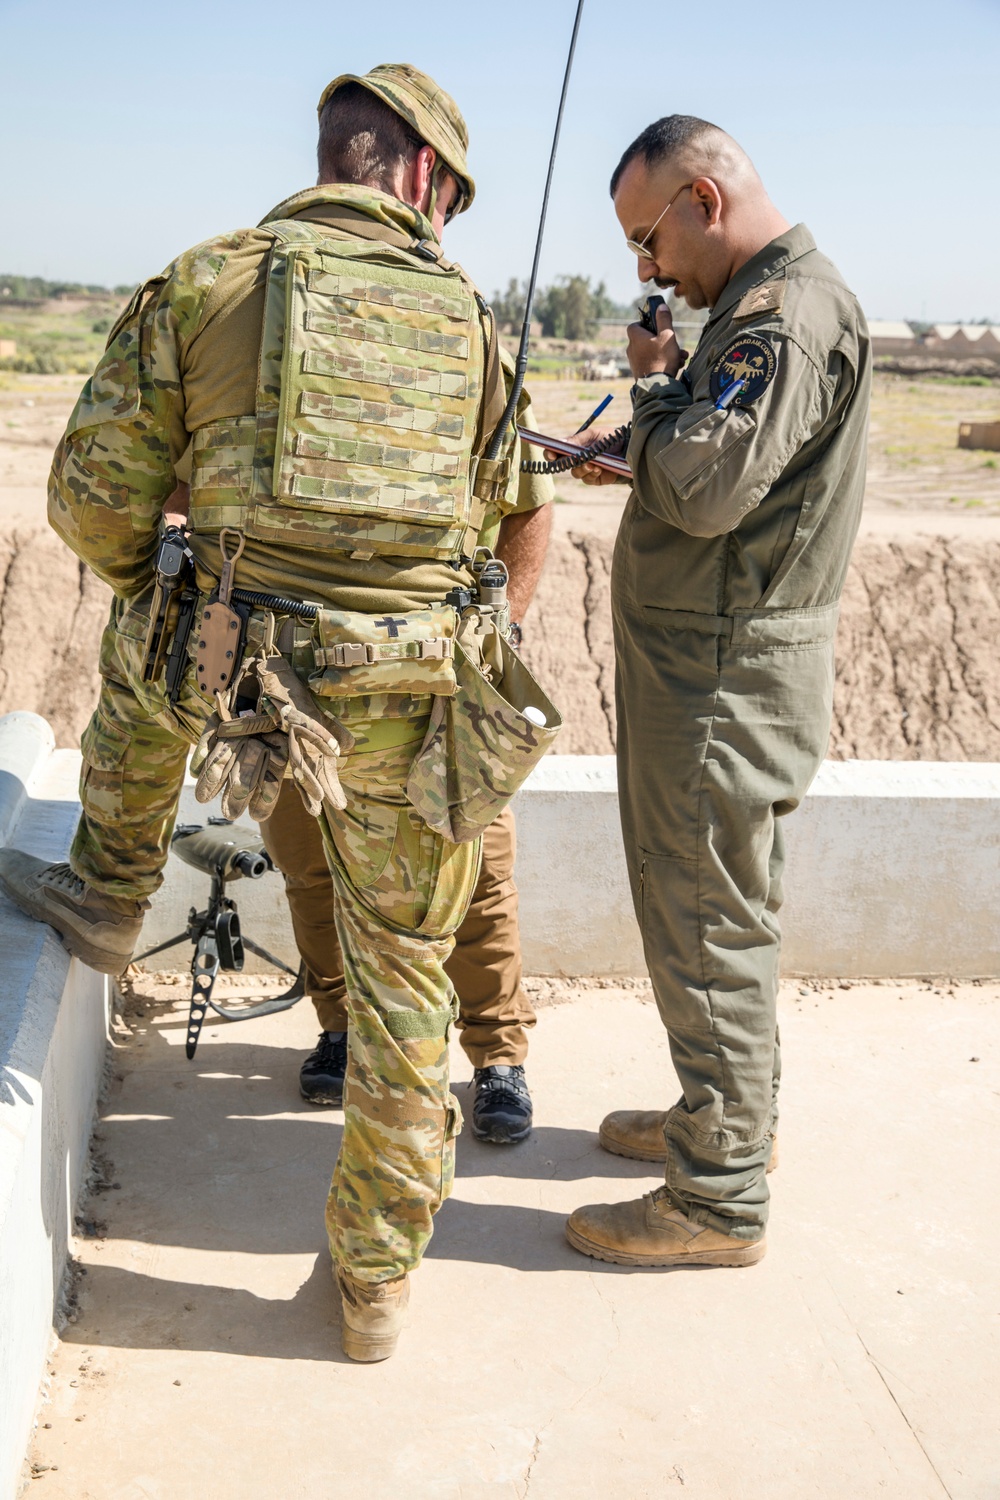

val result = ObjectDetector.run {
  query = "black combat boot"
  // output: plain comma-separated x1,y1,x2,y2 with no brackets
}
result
471,1065,533,1144
299,1031,347,1106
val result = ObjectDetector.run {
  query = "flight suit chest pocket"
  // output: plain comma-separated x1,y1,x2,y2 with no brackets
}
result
655,405,755,499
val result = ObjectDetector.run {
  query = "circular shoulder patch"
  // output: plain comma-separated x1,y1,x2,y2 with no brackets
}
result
709,333,777,406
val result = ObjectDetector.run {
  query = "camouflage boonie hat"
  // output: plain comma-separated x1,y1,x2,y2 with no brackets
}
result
317,63,475,215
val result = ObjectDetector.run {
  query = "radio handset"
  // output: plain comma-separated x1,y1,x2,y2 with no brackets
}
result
637,293,666,332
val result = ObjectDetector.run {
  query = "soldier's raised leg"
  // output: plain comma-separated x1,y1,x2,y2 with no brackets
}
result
0,607,193,973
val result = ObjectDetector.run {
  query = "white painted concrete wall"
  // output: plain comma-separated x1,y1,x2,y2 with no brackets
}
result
141,755,1000,981
514,757,1000,978
0,715,109,1500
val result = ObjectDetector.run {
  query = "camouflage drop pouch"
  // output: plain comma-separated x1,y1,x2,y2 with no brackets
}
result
307,605,459,698
406,634,562,844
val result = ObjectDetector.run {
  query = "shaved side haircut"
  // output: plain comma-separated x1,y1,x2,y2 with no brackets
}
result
318,81,425,189
610,114,754,196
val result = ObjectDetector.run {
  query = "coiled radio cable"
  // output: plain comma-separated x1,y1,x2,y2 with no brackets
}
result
520,423,631,475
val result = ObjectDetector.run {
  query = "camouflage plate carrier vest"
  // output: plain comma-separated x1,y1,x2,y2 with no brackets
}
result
188,218,512,562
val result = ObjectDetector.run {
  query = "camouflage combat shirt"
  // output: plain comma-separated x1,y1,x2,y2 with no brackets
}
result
49,184,551,610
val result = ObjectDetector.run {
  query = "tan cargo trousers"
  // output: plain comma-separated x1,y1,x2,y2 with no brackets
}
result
259,785,536,1068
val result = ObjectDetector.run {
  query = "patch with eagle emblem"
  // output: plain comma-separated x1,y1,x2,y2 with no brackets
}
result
709,334,777,407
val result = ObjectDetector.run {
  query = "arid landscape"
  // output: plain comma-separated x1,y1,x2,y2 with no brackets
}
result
1,368,999,757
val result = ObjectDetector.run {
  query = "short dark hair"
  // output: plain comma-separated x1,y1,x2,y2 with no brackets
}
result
318,81,425,189
609,114,717,197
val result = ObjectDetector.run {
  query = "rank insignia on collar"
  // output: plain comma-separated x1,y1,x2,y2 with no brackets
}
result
709,334,777,407
733,278,785,321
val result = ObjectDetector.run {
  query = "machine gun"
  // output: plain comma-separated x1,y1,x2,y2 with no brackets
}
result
132,819,304,1059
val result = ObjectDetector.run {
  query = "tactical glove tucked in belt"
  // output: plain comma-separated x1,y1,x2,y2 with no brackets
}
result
192,654,354,821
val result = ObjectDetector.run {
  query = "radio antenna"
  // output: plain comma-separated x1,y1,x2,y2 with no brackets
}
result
484,0,586,461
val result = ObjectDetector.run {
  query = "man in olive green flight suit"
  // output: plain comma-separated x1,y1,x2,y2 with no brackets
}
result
564,115,871,1268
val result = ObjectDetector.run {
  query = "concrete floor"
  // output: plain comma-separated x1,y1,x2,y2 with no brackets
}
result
25,977,1000,1500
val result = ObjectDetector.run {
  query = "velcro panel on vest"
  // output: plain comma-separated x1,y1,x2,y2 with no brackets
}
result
382,1006,455,1040
274,251,481,538
308,604,459,699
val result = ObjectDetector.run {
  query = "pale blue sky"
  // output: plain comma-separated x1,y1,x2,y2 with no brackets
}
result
1,0,998,320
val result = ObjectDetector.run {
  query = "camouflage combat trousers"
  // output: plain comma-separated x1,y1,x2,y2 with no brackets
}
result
259,786,535,1067
72,596,481,1283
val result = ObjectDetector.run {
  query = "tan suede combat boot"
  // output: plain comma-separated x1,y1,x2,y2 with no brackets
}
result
566,1189,766,1269
337,1267,409,1362
0,852,146,976
599,1110,779,1173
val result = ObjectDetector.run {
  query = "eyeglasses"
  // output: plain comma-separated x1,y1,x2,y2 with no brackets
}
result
624,182,692,258
443,178,468,225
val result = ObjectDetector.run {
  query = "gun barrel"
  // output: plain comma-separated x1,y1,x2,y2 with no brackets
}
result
171,824,272,881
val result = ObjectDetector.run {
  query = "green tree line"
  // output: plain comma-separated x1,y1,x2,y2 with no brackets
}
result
491,276,636,340
0,274,136,300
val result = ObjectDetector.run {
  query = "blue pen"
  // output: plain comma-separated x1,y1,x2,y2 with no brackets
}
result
573,393,614,434
715,377,746,411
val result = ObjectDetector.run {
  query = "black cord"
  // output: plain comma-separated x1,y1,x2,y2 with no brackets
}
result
231,587,318,620
520,423,631,475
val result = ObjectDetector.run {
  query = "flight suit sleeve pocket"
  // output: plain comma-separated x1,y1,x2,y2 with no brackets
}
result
654,405,755,499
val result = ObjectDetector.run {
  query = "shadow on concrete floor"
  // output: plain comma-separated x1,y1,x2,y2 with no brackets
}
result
56,1000,658,1364
61,1254,350,1364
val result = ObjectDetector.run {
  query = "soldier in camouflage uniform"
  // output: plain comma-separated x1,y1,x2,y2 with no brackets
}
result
0,65,558,1360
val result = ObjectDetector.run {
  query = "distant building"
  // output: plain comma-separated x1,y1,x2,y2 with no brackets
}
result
925,324,1000,360
868,321,918,357
0,339,17,358
958,420,1000,452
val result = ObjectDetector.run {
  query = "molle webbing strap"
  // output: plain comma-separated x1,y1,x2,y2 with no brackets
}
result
473,298,506,460
315,637,454,668
463,298,511,553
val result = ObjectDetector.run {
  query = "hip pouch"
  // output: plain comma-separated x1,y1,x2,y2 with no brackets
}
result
307,606,459,698
406,632,562,844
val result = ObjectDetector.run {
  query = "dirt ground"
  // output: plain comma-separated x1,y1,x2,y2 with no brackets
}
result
1,371,999,756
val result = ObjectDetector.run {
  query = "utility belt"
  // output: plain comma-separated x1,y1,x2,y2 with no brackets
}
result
141,527,561,841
